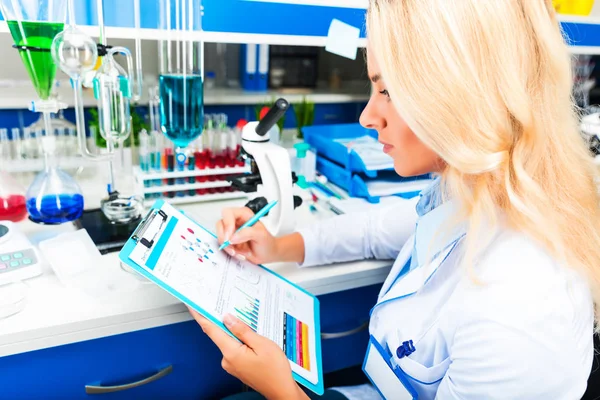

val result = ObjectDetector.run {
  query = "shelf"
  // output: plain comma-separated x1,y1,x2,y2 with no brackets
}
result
2,156,99,173
160,191,249,205
142,180,233,194
0,82,370,110
133,165,250,180
0,22,368,48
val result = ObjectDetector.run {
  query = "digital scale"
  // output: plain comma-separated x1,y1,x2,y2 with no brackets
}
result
0,220,43,285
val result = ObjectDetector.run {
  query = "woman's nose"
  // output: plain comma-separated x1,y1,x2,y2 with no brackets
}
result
360,98,384,130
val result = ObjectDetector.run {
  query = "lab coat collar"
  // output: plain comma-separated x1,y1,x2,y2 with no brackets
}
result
377,199,466,304
414,199,466,268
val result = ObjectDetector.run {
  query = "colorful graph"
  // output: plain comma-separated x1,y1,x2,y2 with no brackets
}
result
283,312,311,371
233,288,260,332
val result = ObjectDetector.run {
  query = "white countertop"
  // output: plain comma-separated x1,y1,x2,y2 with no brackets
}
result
0,178,392,358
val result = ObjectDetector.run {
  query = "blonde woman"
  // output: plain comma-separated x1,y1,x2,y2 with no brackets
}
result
189,0,599,398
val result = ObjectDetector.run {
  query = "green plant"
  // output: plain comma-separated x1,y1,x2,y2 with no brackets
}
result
292,97,315,139
89,105,148,148
254,97,286,132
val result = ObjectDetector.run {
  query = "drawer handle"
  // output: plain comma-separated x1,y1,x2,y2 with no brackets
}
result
321,321,369,340
85,365,173,395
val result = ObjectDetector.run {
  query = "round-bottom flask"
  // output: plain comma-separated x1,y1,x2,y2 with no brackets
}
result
26,137,84,224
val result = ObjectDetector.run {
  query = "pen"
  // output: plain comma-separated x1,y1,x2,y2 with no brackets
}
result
219,200,278,251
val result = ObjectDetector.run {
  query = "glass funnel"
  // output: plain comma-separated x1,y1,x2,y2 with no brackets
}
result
0,0,67,101
0,171,27,223
158,0,204,167
26,134,83,224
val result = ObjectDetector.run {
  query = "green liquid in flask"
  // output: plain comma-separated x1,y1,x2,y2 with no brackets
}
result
7,21,64,100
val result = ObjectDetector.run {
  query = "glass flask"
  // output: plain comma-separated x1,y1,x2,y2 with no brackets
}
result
0,171,27,222
158,0,203,168
93,47,134,144
26,134,83,224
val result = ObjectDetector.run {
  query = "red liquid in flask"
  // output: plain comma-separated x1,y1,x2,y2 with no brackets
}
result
0,195,27,222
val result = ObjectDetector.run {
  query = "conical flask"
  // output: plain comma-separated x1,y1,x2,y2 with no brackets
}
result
0,171,27,223
25,135,83,224
0,0,67,100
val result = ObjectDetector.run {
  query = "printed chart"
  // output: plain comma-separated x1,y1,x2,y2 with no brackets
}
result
284,312,311,372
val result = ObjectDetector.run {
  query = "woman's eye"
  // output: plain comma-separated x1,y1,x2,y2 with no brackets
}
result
379,89,390,98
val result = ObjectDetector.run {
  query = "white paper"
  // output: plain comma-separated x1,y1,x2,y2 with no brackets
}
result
329,196,418,215
334,135,394,171
325,19,360,60
366,179,433,197
129,203,319,385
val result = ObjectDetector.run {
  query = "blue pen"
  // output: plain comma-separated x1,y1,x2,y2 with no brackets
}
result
219,200,278,251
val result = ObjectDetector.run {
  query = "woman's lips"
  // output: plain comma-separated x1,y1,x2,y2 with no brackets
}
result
382,144,394,154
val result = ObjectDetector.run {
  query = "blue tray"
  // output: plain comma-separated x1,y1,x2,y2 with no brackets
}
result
316,156,430,204
302,123,394,178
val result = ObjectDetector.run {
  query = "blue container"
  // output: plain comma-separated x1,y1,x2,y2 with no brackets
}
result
302,123,392,178
316,156,429,204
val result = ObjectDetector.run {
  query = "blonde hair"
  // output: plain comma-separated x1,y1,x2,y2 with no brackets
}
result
367,0,600,317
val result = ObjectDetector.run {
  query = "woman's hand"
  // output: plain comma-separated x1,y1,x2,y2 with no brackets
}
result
216,207,280,265
189,308,308,400
216,207,307,265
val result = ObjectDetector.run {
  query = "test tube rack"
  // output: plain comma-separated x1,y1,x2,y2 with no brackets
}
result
133,165,251,205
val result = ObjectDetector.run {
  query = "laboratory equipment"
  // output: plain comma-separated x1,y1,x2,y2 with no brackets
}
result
51,0,143,225
0,220,43,285
0,282,27,320
292,143,317,189
26,133,84,224
0,172,27,222
158,0,204,170
229,99,299,236
0,0,85,224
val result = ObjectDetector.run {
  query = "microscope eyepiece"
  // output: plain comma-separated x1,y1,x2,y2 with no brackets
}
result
255,98,289,136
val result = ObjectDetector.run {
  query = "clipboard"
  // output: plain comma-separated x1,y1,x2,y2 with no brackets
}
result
119,199,324,395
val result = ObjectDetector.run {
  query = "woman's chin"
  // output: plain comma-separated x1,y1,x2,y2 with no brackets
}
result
393,163,422,178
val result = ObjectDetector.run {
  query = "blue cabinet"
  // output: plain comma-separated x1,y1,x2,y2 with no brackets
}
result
319,284,380,373
0,321,242,399
0,284,381,399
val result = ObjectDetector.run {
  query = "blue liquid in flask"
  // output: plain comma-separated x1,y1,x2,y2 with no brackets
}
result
27,194,84,224
159,74,204,148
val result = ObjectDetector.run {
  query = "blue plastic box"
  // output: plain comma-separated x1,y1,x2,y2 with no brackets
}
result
302,123,393,178
317,156,429,204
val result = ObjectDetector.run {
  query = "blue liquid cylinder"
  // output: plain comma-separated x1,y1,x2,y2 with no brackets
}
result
159,74,204,148
26,167,84,224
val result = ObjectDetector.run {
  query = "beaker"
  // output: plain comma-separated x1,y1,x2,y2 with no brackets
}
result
0,171,27,223
158,0,203,161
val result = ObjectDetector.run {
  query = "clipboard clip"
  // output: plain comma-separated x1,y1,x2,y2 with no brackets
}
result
132,208,167,248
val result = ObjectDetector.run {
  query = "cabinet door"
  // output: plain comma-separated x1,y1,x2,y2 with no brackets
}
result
318,284,380,373
0,321,242,399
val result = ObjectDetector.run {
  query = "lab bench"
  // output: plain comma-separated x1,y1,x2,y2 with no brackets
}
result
0,183,391,399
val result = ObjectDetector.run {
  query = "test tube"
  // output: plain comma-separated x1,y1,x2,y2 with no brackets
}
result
194,136,207,195
187,151,196,196
165,147,175,198
11,128,21,162
0,129,10,162
55,128,65,157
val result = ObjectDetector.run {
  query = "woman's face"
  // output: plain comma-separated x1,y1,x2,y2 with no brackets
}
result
360,48,443,177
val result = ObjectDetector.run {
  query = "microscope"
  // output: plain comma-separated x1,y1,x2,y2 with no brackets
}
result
228,98,302,236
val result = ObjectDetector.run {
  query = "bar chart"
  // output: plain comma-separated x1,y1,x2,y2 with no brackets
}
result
233,287,260,332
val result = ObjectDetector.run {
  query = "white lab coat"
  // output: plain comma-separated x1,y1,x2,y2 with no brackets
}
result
298,196,593,400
